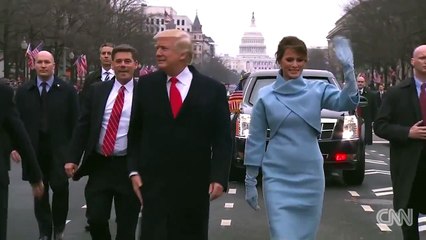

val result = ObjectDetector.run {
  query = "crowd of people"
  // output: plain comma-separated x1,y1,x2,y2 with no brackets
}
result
0,29,425,240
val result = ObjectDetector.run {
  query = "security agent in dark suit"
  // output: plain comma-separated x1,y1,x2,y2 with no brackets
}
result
374,45,426,240
0,83,44,240
80,43,115,101
65,44,141,240
14,51,79,240
356,76,377,145
127,29,232,240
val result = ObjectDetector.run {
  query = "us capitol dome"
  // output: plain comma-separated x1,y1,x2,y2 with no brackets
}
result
223,12,276,73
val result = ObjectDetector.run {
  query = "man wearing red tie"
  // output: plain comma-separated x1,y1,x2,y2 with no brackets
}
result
127,29,232,240
65,44,141,240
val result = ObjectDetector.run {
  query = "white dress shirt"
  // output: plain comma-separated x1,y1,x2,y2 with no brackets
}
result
102,68,115,81
97,80,134,156
166,67,192,101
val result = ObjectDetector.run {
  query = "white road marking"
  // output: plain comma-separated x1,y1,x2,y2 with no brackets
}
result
220,219,232,226
348,191,360,197
366,159,388,165
361,205,374,212
66,220,71,224
378,154,386,157
419,217,426,223
82,205,87,209
377,223,392,232
373,140,389,144
228,188,237,194
365,169,390,175
372,187,393,192
224,203,234,208
419,225,426,232
365,152,370,156
372,187,393,196
370,150,377,153
387,158,390,160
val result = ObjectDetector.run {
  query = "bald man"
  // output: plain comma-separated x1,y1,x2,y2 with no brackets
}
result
374,45,426,240
15,50,79,240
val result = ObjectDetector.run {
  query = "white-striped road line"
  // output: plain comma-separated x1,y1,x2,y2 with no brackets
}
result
419,225,426,232
365,152,370,156
224,203,234,209
378,154,386,157
377,223,392,232
348,191,360,197
373,140,389,144
228,188,237,194
372,187,393,196
220,219,232,226
370,150,377,153
365,159,388,165
419,217,426,223
361,205,374,212
365,169,390,175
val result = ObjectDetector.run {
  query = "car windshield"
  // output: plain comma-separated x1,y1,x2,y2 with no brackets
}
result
248,76,332,105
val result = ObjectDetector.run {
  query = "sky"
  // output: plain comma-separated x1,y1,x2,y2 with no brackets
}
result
147,0,350,57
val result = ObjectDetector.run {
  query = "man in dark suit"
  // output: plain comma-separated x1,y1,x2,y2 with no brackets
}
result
15,51,79,240
0,83,44,240
65,44,141,240
80,43,114,99
374,44,426,240
127,29,232,240
375,83,386,109
357,76,377,145
78,42,114,231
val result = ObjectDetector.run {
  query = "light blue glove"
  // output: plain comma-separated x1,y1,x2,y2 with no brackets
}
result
332,36,354,69
332,36,357,96
245,165,260,210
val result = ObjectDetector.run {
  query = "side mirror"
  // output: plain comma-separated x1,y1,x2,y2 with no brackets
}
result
359,95,368,108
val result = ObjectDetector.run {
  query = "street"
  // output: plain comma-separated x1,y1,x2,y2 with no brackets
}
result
6,137,426,239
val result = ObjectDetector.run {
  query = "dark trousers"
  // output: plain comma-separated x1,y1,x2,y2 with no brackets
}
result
0,186,8,240
35,133,69,239
85,154,141,240
139,193,210,240
401,161,426,240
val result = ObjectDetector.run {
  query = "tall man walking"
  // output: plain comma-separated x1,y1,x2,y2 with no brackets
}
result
374,45,426,240
127,29,232,240
15,51,79,240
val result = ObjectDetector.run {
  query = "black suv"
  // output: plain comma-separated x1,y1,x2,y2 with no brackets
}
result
230,69,367,186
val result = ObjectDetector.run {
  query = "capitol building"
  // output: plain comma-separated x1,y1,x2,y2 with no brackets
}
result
222,13,276,73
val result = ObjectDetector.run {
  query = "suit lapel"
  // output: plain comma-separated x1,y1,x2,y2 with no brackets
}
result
94,80,114,134
406,78,422,120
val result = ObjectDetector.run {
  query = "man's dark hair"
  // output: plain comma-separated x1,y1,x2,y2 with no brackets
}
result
99,42,115,52
111,44,138,61
275,36,308,64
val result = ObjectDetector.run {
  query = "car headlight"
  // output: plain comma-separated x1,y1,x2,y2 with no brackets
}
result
236,113,251,138
342,115,359,139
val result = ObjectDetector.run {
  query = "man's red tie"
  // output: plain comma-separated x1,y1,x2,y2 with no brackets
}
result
420,83,426,123
170,77,182,118
102,86,125,156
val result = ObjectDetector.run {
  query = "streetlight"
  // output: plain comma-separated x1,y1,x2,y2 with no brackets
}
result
20,39,28,81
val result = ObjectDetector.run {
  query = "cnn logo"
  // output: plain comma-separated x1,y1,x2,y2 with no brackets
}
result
376,208,413,227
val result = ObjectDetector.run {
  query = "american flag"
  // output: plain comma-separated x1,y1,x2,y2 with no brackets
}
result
228,90,244,113
74,54,87,78
25,42,43,70
164,10,173,23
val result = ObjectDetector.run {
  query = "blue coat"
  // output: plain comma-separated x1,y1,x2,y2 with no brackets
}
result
245,71,358,240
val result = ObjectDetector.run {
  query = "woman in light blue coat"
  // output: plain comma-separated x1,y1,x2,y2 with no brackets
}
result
244,36,359,240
